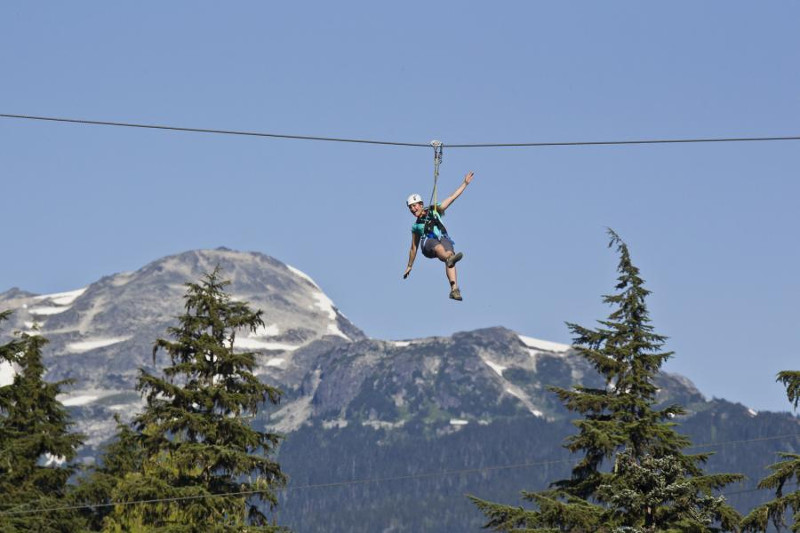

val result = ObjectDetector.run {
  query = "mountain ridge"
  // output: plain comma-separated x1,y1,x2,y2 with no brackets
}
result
0,248,748,443
2,248,797,531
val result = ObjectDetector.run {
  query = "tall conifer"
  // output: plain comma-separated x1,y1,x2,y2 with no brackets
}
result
471,230,742,532
742,371,800,532
72,415,144,530
103,268,287,532
0,313,85,532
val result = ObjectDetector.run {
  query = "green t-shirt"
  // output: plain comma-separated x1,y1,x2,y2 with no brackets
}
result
411,205,445,239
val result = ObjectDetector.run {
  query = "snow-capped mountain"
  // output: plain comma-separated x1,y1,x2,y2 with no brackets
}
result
0,248,363,445
1,248,795,532
0,248,701,448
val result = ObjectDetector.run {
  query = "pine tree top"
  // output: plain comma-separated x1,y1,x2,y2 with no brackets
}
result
0,316,85,531
105,267,286,530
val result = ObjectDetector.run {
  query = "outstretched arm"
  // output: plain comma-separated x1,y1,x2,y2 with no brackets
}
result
439,171,474,213
403,233,421,279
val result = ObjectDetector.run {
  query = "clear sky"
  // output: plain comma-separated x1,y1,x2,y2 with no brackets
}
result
2,2,799,413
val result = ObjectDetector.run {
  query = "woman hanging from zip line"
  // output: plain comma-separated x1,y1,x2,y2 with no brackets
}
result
403,171,474,301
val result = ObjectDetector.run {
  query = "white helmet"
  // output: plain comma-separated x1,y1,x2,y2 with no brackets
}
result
406,193,423,206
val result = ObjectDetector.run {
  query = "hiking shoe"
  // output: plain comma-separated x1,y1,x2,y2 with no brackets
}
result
449,288,462,301
446,252,463,268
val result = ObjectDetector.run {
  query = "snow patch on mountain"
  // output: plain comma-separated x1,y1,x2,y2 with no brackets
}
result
61,394,99,407
0,361,17,386
58,389,126,407
234,338,300,351
27,306,71,316
504,387,544,417
312,292,334,319
236,323,298,351
327,323,350,340
66,336,131,353
363,419,406,430
484,360,506,377
308,290,350,340
518,334,571,354
21,287,87,321
34,288,86,306
286,264,319,288
323,418,348,429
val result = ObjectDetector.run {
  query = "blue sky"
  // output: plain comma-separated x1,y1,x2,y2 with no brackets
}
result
2,2,799,413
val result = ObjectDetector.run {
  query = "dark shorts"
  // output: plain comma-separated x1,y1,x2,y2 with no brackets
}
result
422,236,454,259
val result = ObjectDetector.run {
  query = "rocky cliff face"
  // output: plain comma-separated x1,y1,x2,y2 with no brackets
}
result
268,327,707,435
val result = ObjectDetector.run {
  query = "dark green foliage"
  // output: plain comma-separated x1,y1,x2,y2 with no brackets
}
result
102,268,287,531
271,400,795,532
0,312,85,532
777,372,800,410
742,372,800,532
71,415,144,530
596,451,741,532
471,230,743,532
280,417,575,532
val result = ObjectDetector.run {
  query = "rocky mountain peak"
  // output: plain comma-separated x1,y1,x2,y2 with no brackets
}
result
0,249,364,445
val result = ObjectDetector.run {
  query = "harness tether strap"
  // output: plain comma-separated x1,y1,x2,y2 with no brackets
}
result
429,140,443,214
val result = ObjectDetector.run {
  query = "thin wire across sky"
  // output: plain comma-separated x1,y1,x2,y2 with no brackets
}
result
3,113,800,149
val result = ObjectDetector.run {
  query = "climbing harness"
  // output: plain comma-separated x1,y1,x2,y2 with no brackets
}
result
418,140,453,245
417,208,449,240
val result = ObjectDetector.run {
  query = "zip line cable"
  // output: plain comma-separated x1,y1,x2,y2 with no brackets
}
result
3,113,800,149
2,432,800,517
0,113,429,148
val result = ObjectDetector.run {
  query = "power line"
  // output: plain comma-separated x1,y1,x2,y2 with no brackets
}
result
3,113,800,150
3,433,800,517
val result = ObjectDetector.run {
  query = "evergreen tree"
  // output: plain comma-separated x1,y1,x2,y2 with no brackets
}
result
103,268,287,532
741,371,800,532
471,230,743,532
72,415,144,531
0,312,85,532
597,450,736,533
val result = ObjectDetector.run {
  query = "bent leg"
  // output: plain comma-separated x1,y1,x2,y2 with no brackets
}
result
432,243,452,262
426,239,462,299
431,243,459,292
